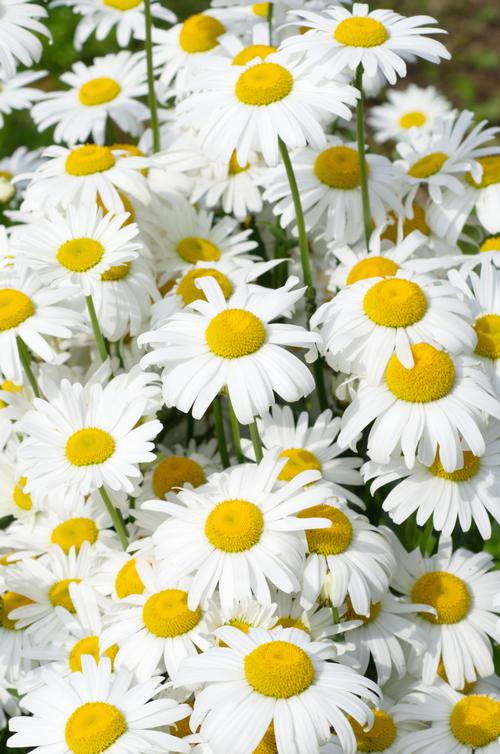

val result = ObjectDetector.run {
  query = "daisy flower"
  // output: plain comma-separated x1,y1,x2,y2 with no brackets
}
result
20,143,150,213
139,440,220,503
394,681,500,754
32,51,149,146
0,146,43,207
369,84,452,144
177,625,381,754
8,655,192,754
242,405,364,506
313,270,476,384
0,69,46,129
0,573,35,684
178,51,358,167
0,441,40,524
388,534,500,690
263,136,403,244
204,595,278,638
337,344,500,472
281,3,450,85
147,449,330,609
0,0,49,77
271,590,350,643
17,376,161,497
0,266,82,385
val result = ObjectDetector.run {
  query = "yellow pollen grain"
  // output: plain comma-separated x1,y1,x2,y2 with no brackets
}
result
115,558,145,599
57,238,105,272
235,62,293,106
13,477,32,511
68,636,101,672
205,499,264,552
51,517,99,554
480,236,500,253
97,192,135,224
1,591,33,630
385,343,455,403
344,598,382,625
399,111,427,129
450,695,500,748
347,256,399,285
474,314,500,360
101,262,130,281
350,709,397,752
49,578,81,613
298,504,353,556
0,288,35,331
429,450,481,482
65,145,115,176
252,2,270,17
179,14,225,53
408,151,448,179
244,641,314,698
65,428,115,467
65,701,126,754
232,44,277,66
382,203,430,243
334,16,388,47
171,715,193,738
278,448,322,482
254,724,278,754
314,146,362,190
177,269,233,306
142,589,201,637
103,0,142,9
206,308,266,358
465,155,500,189
363,278,427,328
412,571,470,624
176,236,221,264
79,77,121,107
273,616,310,633
151,455,206,498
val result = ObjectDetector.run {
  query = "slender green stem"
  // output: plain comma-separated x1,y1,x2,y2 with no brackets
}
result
267,2,274,44
16,337,40,398
213,397,230,468
85,295,109,363
144,0,160,152
313,361,328,412
249,419,263,463
228,399,244,464
331,606,339,624
99,486,128,550
354,64,372,252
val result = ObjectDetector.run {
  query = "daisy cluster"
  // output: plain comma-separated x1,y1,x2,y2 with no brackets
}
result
0,1,500,754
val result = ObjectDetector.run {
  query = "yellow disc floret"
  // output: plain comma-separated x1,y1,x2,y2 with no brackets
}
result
142,589,201,637
0,289,35,331
385,343,455,403
206,308,266,358
51,517,99,554
480,236,500,253
205,499,264,552
115,558,145,599
344,599,382,625
347,256,399,285
49,578,81,613
176,237,221,264
254,724,278,754
244,640,314,698
179,14,225,53
65,428,115,467
1,591,33,630
314,146,362,190
235,63,293,106
252,2,270,17
465,155,500,189
65,145,115,176
229,151,249,174
278,448,322,482
429,450,481,482
101,262,130,281
69,636,103,672
57,238,105,272
273,616,309,633
334,17,388,47
351,709,397,752
399,111,427,129
408,151,448,179
412,571,470,624
79,78,121,107
13,477,32,511
450,695,500,748
152,456,206,498
382,203,430,243
103,0,142,9
474,314,500,360
177,269,233,306
298,504,353,556
363,278,427,328
65,702,126,754
232,44,277,66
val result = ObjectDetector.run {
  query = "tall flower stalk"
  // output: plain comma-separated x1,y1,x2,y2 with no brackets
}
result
354,64,372,251
143,0,160,152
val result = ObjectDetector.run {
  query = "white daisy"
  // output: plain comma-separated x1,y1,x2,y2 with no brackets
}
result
369,84,452,144
0,580,35,684
204,595,278,638
0,69,46,129
0,0,49,77
0,440,40,524
0,146,43,207
271,590,351,643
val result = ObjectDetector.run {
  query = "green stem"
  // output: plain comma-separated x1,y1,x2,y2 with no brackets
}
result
144,0,160,153
354,64,372,252
16,337,40,398
267,2,274,43
99,486,128,550
85,295,109,363
249,419,263,463
313,360,328,412
213,397,230,468
228,399,244,464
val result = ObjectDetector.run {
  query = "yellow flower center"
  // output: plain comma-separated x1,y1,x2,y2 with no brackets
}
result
408,151,448,179
49,578,81,613
115,558,145,599
0,289,35,331
429,450,481,482
233,44,277,66
334,17,389,47
298,504,353,556
347,256,399,285
363,278,427,328
171,715,192,738
244,641,314,698
277,448,322,482
101,262,130,281
382,203,430,243
385,343,455,403
235,63,293,106
1,591,33,630
399,111,427,129
142,589,201,637
57,238,105,272
252,2,270,17
65,428,115,467
66,145,115,176
13,477,32,511
68,636,118,672
103,0,142,9
344,598,382,625
465,155,500,189
97,192,135,224
1,380,22,393
152,456,206,498
350,710,397,752
205,499,264,552
176,236,221,264
229,150,249,174
228,618,252,633
110,143,144,159
412,571,470,624
51,517,99,554
450,696,500,748
273,616,310,633
314,146,362,190
0,170,13,181
437,658,477,693
474,314,500,360
206,308,266,358
79,77,121,107
65,702,127,754
179,14,225,53
480,236,500,253
254,724,277,754
177,269,233,306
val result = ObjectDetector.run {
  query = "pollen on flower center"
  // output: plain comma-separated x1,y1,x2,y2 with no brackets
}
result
408,151,448,179
65,701,127,754
254,725,277,754
179,14,226,54
56,238,105,272
205,499,264,552
347,256,399,285
232,44,277,66
244,641,314,698
235,63,293,106
51,517,99,554
228,150,249,174
65,145,116,176
344,598,382,625
429,450,481,482
69,636,118,672
465,155,500,189
206,309,266,358
474,314,500,360
350,709,397,752
0,288,35,331
49,578,81,613
142,589,201,637
65,428,115,467
177,269,233,306
334,17,389,47
480,236,500,253
273,616,310,633
176,236,221,264
385,343,455,403
115,558,145,599
152,455,206,498
314,146,362,190
1,591,33,630
382,203,430,244
450,695,500,748
101,262,130,280
399,111,427,129
363,278,428,327
412,571,470,624
278,448,322,482
103,0,142,9
298,504,353,556
13,477,32,511
79,77,121,107
252,2,270,17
